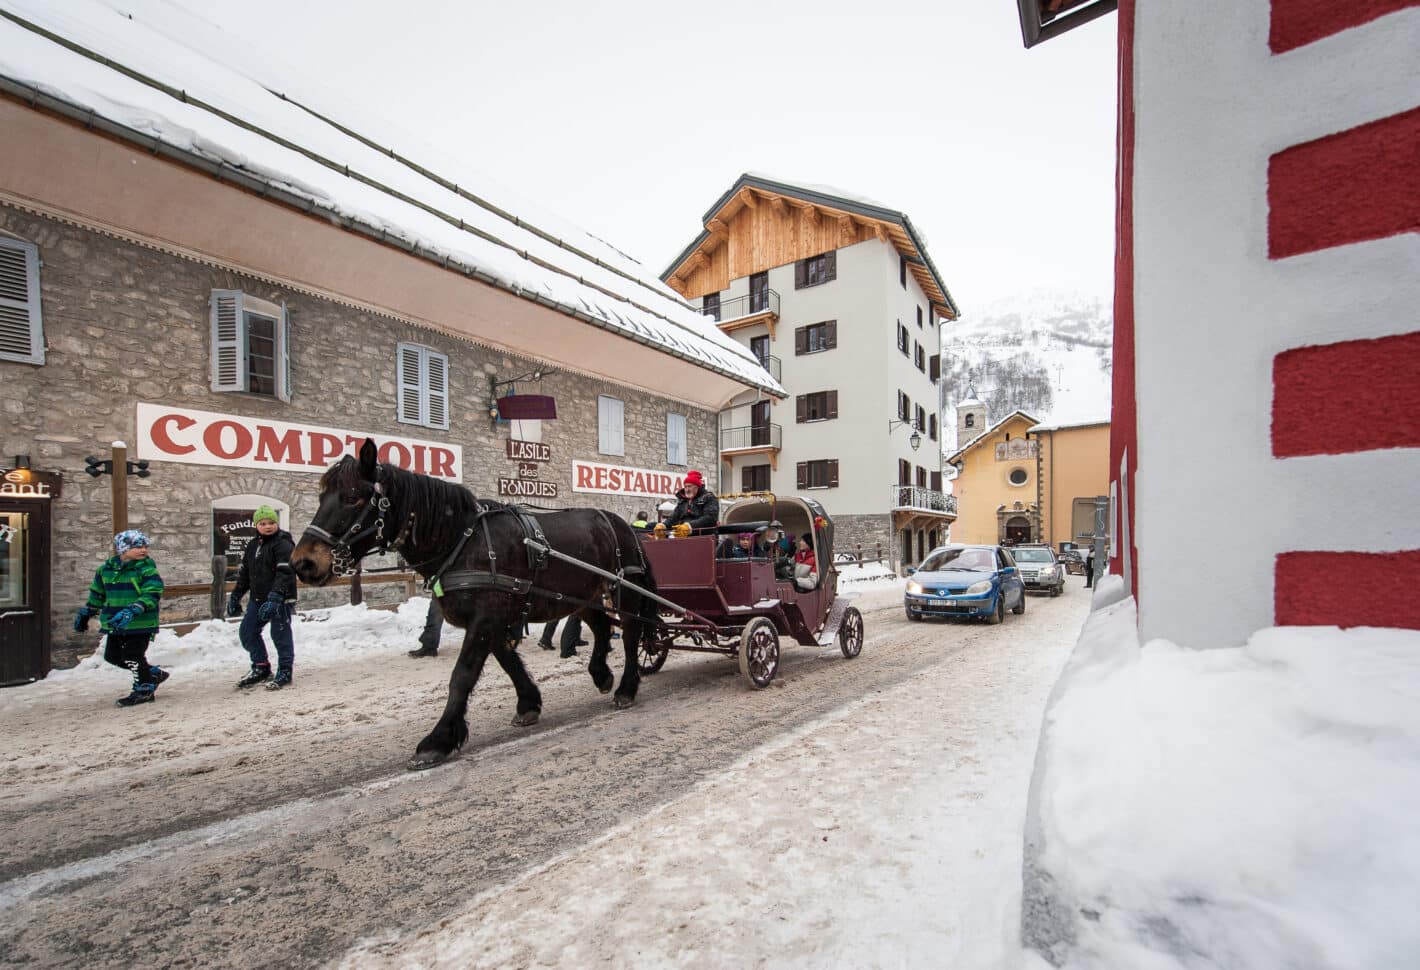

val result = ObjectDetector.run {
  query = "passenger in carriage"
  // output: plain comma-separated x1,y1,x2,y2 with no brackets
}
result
793,535,819,590
662,470,719,535
722,532,755,560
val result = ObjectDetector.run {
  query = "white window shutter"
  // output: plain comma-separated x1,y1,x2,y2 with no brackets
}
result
426,350,449,430
210,290,246,391
276,302,292,402
667,413,687,465
0,238,44,365
599,396,624,456
397,342,426,425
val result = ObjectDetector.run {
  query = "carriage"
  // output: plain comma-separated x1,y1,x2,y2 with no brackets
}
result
632,493,865,687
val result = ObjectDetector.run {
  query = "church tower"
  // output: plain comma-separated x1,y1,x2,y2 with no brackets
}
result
956,386,987,447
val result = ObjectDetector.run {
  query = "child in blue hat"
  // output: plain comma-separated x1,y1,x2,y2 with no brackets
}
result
75,530,168,707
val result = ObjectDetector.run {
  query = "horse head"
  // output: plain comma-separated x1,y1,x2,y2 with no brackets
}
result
290,438,387,586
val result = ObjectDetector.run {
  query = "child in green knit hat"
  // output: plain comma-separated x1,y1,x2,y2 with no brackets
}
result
227,504,299,690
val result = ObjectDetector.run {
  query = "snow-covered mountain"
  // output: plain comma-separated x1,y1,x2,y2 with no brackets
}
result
939,290,1113,452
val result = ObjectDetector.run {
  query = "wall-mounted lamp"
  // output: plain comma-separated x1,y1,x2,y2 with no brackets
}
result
12,455,30,470
888,420,922,452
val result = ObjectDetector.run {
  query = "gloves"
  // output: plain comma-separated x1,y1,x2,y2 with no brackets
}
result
652,522,667,539
258,593,284,622
73,607,96,633
671,523,692,539
110,605,141,630
226,593,244,618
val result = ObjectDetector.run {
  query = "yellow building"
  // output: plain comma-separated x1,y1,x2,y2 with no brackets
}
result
946,391,1109,549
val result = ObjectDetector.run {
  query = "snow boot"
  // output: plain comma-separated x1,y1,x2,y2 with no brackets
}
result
407,646,438,658
265,668,294,691
115,686,155,707
236,664,272,689
152,666,170,688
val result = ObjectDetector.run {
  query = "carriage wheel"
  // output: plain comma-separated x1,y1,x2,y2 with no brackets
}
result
738,617,780,689
638,638,669,675
838,607,864,659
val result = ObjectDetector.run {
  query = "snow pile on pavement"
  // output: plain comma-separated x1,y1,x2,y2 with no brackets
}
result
837,559,903,588
1024,575,1420,969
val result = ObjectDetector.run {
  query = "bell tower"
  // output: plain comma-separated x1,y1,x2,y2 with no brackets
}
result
956,386,987,446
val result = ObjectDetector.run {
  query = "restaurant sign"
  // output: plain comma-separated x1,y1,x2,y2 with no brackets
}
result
136,403,463,481
0,469,61,499
571,460,686,499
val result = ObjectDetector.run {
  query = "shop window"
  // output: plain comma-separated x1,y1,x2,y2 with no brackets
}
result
396,342,450,430
0,237,44,365
210,290,291,401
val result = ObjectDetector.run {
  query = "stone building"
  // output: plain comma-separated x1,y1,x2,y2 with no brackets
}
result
0,4,781,679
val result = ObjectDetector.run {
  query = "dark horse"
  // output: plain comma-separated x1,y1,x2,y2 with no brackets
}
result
290,440,658,769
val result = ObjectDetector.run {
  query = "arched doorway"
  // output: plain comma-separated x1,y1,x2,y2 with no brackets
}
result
1005,516,1032,545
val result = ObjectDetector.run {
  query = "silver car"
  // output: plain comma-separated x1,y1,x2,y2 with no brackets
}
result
1010,545,1066,596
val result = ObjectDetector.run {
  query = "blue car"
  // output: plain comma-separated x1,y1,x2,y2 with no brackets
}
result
904,544,1027,624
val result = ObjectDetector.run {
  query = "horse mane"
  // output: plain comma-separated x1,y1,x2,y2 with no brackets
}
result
321,456,492,552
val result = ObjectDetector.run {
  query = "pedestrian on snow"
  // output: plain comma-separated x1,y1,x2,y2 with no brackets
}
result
1084,545,1096,589
409,595,444,658
227,505,298,689
662,470,719,533
75,530,168,707
536,614,588,658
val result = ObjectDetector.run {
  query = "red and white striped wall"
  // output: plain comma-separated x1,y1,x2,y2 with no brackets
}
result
1111,0,1420,646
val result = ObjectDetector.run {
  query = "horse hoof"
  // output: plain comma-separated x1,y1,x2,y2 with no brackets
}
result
511,709,541,727
407,750,448,771
613,695,636,710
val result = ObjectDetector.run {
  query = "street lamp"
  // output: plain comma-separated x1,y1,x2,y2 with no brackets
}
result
888,419,922,451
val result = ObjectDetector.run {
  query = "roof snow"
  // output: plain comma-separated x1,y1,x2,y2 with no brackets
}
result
0,0,783,396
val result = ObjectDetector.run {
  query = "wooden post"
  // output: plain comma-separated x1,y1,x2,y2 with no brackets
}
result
110,440,128,534
350,563,363,606
210,555,227,619
405,573,417,601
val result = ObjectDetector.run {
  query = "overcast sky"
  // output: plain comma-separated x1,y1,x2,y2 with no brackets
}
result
194,0,1117,316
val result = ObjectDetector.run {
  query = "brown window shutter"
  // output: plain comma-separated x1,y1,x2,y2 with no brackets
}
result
931,471,942,491
796,395,807,423
795,326,807,356
741,465,751,492
825,320,837,349
796,462,807,489
827,389,838,419
825,250,837,282
930,354,940,381
930,414,938,440
794,260,807,290
828,460,839,487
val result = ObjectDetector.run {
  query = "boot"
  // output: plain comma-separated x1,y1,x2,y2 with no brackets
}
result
115,686,155,707
152,666,170,688
265,668,294,690
407,646,439,658
236,664,271,689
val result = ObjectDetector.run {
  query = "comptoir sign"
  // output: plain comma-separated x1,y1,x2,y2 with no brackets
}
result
135,403,463,481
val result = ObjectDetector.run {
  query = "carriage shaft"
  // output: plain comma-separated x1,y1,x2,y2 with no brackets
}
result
521,537,715,627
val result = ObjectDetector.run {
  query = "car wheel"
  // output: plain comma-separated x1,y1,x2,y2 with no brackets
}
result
987,593,1003,625
1012,588,1026,615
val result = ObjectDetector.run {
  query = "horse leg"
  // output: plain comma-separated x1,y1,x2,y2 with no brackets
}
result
612,596,644,710
585,609,615,695
491,641,543,727
410,622,492,770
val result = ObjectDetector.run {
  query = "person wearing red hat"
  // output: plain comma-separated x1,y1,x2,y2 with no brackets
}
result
663,469,719,533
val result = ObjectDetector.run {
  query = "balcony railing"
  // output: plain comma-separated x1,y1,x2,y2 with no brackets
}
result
721,422,782,451
754,353,781,382
706,288,780,324
891,485,957,515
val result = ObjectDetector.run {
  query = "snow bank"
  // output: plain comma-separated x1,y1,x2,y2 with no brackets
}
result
1024,583,1420,968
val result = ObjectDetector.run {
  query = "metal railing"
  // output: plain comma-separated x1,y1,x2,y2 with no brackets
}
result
754,353,781,382
890,485,957,515
721,422,783,450
707,288,780,323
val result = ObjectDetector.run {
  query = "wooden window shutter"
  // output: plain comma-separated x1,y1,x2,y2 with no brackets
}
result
0,238,44,365
825,250,836,282
796,395,807,423
827,390,838,419
426,350,450,429
209,290,246,392
794,260,807,290
275,303,293,403
397,342,425,424
825,320,837,349
930,353,940,382
828,460,839,487
796,462,807,489
930,414,938,440
795,326,807,356
931,471,942,492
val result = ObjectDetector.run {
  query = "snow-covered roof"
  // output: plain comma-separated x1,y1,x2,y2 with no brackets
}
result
1029,417,1110,433
946,409,1039,464
0,0,784,398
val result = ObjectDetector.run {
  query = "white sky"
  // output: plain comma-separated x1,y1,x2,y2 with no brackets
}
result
187,0,1118,316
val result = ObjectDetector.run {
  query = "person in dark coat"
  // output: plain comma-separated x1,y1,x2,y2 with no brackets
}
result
227,505,298,690
663,470,719,533
409,595,445,658
1084,545,1097,589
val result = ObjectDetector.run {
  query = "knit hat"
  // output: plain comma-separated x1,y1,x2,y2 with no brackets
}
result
253,504,279,524
113,530,150,553
684,470,705,487
738,532,754,541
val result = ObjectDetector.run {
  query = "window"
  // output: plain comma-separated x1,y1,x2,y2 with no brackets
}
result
666,412,687,466
210,290,290,401
795,250,837,289
703,292,721,322
598,395,624,456
931,470,942,492
396,342,450,430
898,459,911,486
795,320,837,355
916,466,928,487
1009,467,1029,486
964,413,976,429
899,254,907,288
896,322,909,355
796,459,839,489
915,404,926,431
749,271,769,313
929,414,938,441
742,464,771,492
914,342,925,371
897,390,910,422
929,353,941,382
750,334,770,368
796,390,838,423
917,306,923,329
0,237,43,365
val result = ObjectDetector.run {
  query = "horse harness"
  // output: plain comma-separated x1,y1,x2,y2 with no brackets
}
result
300,471,415,579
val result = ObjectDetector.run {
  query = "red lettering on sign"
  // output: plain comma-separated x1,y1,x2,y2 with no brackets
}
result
430,448,455,479
203,420,253,460
412,445,428,475
576,464,593,488
379,441,412,469
151,413,197,455
308,433,343,467
594,467,609,490
254,426,305,465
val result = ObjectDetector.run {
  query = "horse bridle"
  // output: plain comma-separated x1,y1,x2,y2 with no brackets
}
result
301,466,412,577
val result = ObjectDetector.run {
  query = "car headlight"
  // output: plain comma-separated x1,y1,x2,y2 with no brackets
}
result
906,581,923,595
1043,566,1058,578
966,580,992,595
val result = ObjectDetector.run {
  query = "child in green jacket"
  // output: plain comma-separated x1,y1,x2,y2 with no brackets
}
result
75,530,168,707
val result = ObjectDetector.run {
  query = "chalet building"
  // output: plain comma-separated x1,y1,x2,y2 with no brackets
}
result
0,3,781,682
662,175,961,569
1017,0,1420,645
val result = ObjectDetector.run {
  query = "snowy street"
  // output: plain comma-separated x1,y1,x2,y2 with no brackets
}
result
0,577,1085,968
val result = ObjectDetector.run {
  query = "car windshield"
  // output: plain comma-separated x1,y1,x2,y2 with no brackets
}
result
1013,549,1054,563
921,547,995,572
